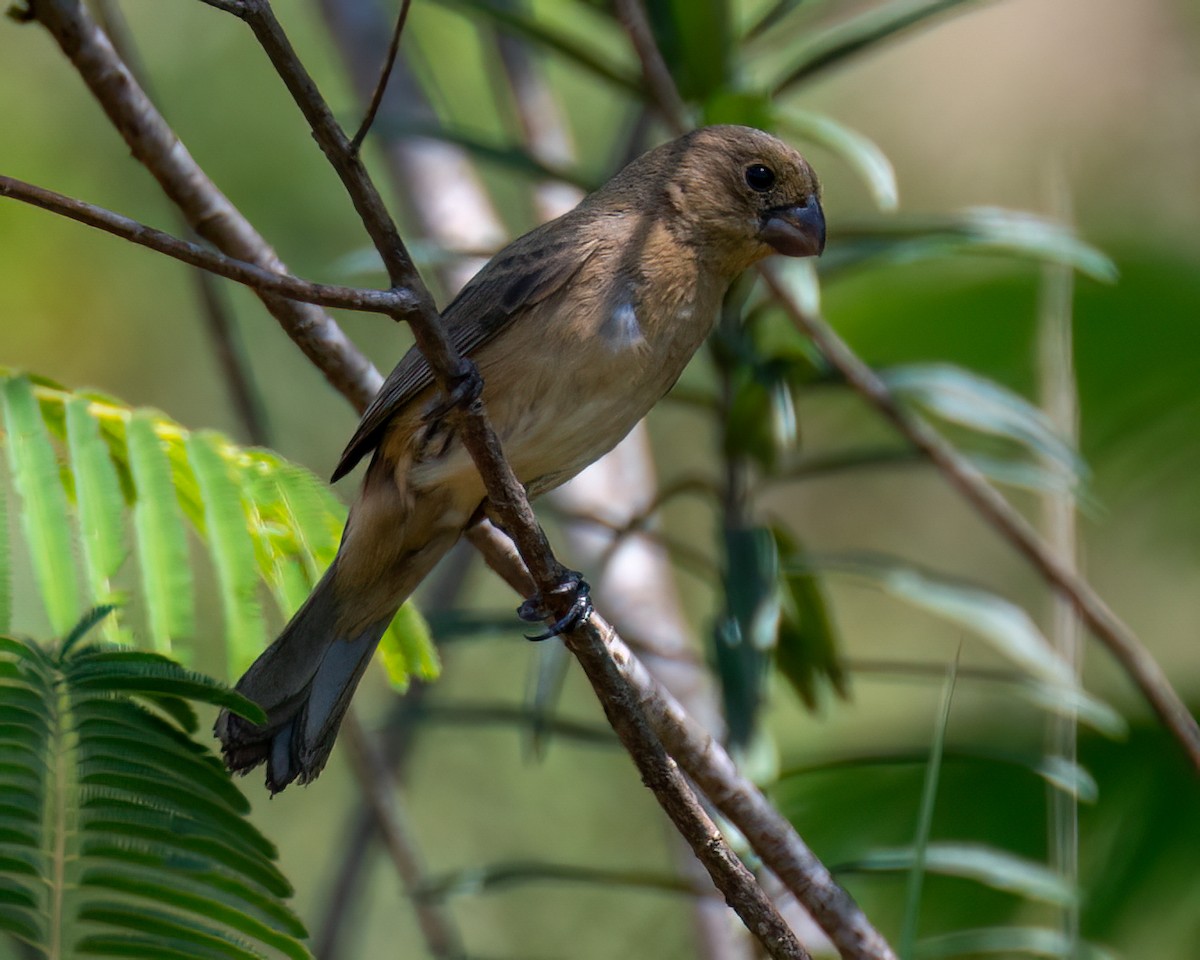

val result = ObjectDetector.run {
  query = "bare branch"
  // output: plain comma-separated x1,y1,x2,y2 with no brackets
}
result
614,0,689,135
0,176,416,315
349,0,413,153
467,522,898,960
25,0,381,411
759,262,1200,772
340,713,465,960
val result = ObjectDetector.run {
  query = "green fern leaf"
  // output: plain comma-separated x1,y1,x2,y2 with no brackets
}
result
2,375,81,634
0,613,311,958
126,413,194,652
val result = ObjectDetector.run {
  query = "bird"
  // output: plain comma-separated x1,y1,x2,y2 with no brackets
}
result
215,124,825,792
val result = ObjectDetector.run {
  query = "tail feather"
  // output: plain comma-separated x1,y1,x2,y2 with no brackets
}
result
214,560,395,793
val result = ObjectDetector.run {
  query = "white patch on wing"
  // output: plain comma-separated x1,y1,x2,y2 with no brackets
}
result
601,300,646,350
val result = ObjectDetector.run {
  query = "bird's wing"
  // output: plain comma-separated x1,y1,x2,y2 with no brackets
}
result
332,224,600,482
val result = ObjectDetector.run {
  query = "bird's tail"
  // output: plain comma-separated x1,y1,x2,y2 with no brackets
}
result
215,532,450,792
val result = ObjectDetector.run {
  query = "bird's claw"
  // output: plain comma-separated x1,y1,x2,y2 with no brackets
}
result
518,571,593,641
423,358,483,422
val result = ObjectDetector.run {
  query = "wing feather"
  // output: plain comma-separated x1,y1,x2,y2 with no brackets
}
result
331,224,598,481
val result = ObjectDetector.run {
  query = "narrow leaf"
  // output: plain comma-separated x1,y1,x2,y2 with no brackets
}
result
126,414,193,651
782,109,898,211
916,925,1117,959
2,375,81,634
378,602,440,688
65,397,128,624
186,434,263,670
770,0,985,92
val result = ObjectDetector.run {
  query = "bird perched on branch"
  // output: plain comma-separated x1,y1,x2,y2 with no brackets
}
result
216,124,825,792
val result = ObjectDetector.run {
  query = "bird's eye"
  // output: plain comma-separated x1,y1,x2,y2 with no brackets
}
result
744,163,776,192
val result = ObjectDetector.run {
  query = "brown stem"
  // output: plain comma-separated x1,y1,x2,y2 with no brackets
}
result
24,0,382,412
467,523,897,960
0,177,412,316
759,262,1200,772
349,0,413,153
614,0,689,135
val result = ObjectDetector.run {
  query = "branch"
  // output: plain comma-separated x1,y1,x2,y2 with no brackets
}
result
759,263,1200,772
614,0,689,136
24,0,381,411
199,2,815,954
349,0,412,153
0,176,415,316
467,523,897,960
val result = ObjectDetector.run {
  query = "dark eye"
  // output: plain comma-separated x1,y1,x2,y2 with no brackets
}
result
744,163,775,192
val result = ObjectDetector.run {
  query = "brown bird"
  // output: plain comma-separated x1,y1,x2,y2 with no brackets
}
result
216,125,825,791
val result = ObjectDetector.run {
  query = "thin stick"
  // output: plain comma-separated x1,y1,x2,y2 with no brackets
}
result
759,263,1200,772
614,0,689,136
349,0,413,154
468,523,897,960
26,0,381,411
0,177,413,316
340,712,466,960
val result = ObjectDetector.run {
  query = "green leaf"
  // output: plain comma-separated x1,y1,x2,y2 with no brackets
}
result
127,414,194,652
0,625,309,956
646,0,731,101
853,842,1074,906
818,556,1074,686
378,602,440,689
781,108,898,211
186,433,263,670
822,208,1117,282
776,568,846,710
902,656,958,956
715,526,781,747
882,363,1086,483
916,925,1117,959
435,0,643,94
769,0,985,93
65,397,128,630
2,375,81,635
0,451,9,633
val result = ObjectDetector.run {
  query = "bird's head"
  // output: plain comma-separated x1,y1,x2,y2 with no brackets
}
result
649,125,825,273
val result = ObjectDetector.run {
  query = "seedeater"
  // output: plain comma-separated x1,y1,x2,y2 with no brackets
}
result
216,125,824,791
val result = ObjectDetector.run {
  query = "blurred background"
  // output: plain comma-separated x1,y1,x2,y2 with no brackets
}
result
2,0,1199,957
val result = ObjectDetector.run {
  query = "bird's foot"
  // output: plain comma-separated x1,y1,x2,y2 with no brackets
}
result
423,358,483,422
518,570,593,641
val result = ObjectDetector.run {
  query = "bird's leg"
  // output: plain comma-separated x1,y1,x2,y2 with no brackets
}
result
423,357,483,422
518,569,594,641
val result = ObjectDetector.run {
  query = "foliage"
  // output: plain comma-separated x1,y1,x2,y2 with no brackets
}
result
0,609,311,959
0,372,437,687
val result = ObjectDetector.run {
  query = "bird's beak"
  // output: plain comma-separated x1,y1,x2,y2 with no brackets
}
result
759,195,826,258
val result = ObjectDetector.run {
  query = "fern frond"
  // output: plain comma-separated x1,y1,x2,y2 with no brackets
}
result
0,372,438,686
0,614,309,958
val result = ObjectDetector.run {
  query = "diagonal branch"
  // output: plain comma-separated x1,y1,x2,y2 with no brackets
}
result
759,263,1200,772
24,0,381,411
0,176,415,316
194,2,816,955
349,0,413,153
466,522,897,960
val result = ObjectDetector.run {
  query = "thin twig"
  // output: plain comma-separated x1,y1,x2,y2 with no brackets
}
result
0,177,413,315
613,0,689,136
349,0,412,153
340,712,466,960
759,262,1200,772
203,3,816,954
467,523,897,960
93,0,271,447
24,0,381,411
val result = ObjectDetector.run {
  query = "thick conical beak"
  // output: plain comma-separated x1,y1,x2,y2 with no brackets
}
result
759,195,826,258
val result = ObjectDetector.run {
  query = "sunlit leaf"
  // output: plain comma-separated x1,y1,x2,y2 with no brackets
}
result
768,0,986,93
852,842,1074,905
882,363,1087,483
916,925,1117,959
2,376,81,635
822,209,1117,282
782,109,898,211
